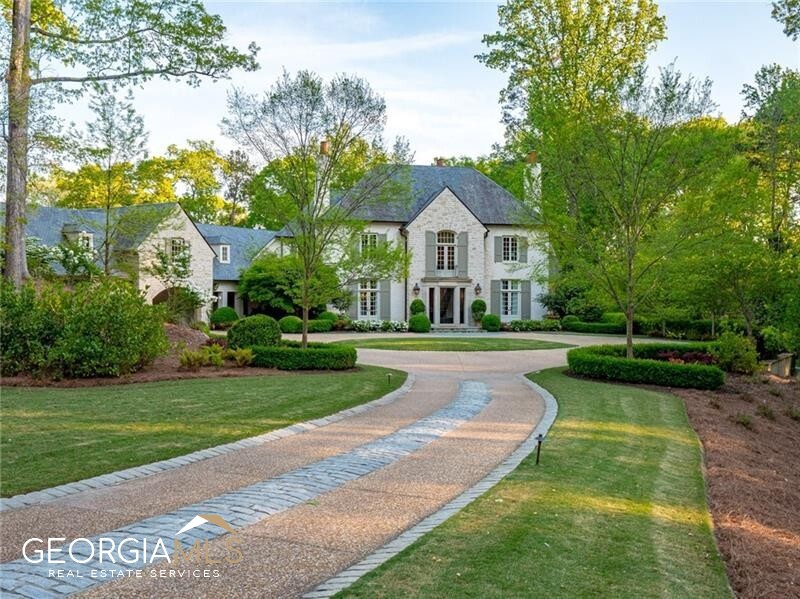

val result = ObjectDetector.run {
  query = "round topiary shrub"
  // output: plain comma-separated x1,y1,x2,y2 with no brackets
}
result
307,319,334,333
561,315,580,325
408,313,431,333
228,315,281,349
318,311,338,322
471,298,486,322
279,315,303,334
481,314,501,332
209,306,239,329
409,298,426,315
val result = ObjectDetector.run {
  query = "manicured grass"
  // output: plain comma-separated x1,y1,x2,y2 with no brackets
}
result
334,337,572,351
0,366,405,497
338,368,731,599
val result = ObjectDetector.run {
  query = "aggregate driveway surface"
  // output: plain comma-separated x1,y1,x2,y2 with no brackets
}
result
0,333,621,598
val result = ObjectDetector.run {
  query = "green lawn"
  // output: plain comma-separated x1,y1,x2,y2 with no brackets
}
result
0,366,405,497
334,337,572,351
337,368,731,599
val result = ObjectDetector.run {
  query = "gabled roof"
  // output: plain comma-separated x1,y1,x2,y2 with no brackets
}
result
195,223,277,281
345,165,530,225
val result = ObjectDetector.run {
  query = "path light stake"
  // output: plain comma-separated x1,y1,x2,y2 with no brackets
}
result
387,373,392,387
535,433,544,465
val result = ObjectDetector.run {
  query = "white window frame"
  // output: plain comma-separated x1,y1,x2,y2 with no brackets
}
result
436,230,456,275
219,245,231,264
501,280,520,320
359,279,379,319
502,236,518,262
168,237,188,258
361,233,378,253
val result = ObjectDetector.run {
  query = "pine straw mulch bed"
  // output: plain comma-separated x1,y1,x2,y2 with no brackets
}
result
673,373,800,599
0,323,286,388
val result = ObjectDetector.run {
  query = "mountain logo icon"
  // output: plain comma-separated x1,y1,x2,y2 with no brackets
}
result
177,514,236,535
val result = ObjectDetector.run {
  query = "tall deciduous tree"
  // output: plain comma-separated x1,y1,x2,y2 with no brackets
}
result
221,149,254,225
223,70,411,347
772,0,800,39
2,0,258,286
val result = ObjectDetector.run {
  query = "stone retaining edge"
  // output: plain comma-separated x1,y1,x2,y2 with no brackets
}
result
0,372,416,513
303,372,558,598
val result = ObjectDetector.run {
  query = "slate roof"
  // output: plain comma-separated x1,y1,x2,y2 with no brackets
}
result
344,165,529,225
195,223,277,281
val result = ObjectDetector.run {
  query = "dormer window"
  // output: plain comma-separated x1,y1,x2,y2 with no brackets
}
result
77,233,94,250
219,245,230,264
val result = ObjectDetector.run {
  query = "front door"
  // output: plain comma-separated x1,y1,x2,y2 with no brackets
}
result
439,288,454,324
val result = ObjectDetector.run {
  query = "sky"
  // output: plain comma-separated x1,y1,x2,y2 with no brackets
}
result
59,0,800,166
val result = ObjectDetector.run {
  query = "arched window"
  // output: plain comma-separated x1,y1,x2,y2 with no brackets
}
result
436,230,456,274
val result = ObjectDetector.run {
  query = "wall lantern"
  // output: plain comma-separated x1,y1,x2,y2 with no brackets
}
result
474,283,482,296
413,283,421,296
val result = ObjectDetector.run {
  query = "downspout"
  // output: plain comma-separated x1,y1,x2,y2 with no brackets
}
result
401,226,408,320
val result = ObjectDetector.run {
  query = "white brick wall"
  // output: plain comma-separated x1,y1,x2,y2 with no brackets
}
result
136,207,215,322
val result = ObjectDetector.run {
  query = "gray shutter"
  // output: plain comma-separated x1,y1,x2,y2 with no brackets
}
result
348,283,359,320
494,236,503,262
457,232,468,277
425,231,436,277
521,280,531,319
379,280,391,320
519,237,528,263
490,280,501,315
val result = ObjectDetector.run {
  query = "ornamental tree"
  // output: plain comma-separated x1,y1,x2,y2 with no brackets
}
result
2,0,258,287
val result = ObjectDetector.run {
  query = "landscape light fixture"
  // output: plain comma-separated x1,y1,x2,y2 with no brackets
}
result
535,433,544,465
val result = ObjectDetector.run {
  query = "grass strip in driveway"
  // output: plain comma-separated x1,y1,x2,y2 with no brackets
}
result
336,368,730,599
0,366,405,497
334,337,572,351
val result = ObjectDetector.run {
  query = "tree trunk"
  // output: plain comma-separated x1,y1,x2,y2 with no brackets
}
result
3,0,32,287
625,306,635,359
301,304,309,349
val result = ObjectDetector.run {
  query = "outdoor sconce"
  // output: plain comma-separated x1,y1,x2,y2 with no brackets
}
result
474,283,482,296
413,283,421,296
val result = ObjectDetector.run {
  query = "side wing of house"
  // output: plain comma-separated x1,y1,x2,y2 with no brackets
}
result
137,206,215,321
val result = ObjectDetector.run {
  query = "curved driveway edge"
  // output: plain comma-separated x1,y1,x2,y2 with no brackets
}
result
0,373,416,514
303,373,559,598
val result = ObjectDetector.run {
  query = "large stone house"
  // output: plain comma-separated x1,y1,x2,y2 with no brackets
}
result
7,162,546,326
341,164,547,327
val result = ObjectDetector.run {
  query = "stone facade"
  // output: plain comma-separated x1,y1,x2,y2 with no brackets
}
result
137,207,215,322
354,188,547,326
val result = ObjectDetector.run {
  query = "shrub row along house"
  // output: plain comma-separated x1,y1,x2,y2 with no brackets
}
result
7,162,547,328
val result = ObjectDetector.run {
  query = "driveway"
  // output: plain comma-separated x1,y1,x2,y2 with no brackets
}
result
0,333,614,598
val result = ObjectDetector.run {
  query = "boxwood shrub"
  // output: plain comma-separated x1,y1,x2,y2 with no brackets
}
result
507,319,561,332
409,298,426,315
228,315,281,349
279,316,334,334
251,341,357,370
561,319,626,334
481,314,501,332
409,313,432,333
567,343,724,390
209,306,239,329
318,311,339,322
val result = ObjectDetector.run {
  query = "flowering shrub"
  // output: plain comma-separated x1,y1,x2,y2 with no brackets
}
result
350,319,408,332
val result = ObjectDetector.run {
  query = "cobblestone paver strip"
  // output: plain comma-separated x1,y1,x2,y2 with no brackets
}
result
0,374,415,513
0,381,490,598
303,375,558,598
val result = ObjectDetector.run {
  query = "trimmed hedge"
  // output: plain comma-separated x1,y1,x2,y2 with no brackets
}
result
562,319,626,334
409,298,426,315
209,306,238,329
228,315,281,349
409,313,432,333
482,314,501,332
507,319,562,332
251,341,357,370
279,316,334,334
567,343,724,390
318,311,339,322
